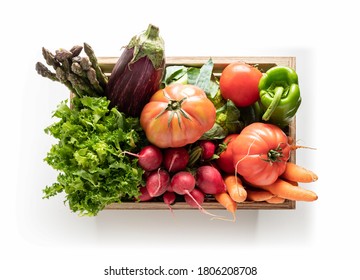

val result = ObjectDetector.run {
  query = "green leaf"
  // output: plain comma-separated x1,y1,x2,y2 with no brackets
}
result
186,67,200,85
194,58,214,93
201,99,243,140
162,65,188,87
43,96,144,216
200,123,227,140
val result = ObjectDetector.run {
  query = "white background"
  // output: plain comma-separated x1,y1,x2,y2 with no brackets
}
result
2,0,359,279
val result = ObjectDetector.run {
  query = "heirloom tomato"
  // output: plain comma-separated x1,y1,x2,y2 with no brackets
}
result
231,122,290,185
140,83,216,148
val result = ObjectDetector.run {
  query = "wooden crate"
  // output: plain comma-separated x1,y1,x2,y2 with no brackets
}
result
98,56,297,210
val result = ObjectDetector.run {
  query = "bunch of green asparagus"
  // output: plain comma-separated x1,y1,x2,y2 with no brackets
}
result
35,43,108,97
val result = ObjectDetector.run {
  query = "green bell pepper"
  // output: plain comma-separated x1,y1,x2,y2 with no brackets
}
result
259,66,301,127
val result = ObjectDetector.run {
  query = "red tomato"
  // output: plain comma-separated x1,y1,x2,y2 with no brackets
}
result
140,84,216,148
220,62,262,107
231,122,290,186
216,134,239,174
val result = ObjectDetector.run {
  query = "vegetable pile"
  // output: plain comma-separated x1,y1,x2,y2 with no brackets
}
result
37,24,318,219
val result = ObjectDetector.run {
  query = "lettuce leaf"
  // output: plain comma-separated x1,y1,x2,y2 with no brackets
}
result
200,99,243,140
43,96,145,216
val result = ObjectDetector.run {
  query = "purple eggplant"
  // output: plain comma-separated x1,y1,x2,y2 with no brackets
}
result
106,24,165,117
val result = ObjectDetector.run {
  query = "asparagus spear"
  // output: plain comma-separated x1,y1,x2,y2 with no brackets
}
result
79,57,91,71
35,62,59,82
37,43,106,98
71,62,87,78
55,49,73,62
70,45,83,57
86,67,104,94
36,61,76,93
42,47,60,70
67,73,96,97
70,57,104,95
54,67,80,94
55,67,67,82
83,42,108,87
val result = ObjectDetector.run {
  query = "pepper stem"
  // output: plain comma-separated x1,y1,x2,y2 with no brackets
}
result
262,86,284,121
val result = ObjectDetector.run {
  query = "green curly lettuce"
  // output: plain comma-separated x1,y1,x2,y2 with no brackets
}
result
43,96,145,216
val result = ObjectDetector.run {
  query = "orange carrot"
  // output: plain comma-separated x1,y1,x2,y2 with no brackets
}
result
245,187,274,202
224,175,247,203
266,196,286,204
283,179,298,186
258,178,318,202
281,162,318,183
214,192,237,222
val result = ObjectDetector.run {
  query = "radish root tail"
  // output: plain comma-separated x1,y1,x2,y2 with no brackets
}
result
290,144,317,151
211,212,236,222
122,151,139,158
152,168,162,196
288,139,317,151
168,154,179,172
185,190,226,220
167,204,175,217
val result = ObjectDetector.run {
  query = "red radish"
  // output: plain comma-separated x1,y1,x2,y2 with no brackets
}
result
199,140,216,160
163,191,176,205
163,147,189,172
163,191,176,213
145,169,170,197
124,145,163,171
166,181,174,192
171,171,223,219
170,171,196,195
196,165,226,194
138,186,152,202
184,188,205,208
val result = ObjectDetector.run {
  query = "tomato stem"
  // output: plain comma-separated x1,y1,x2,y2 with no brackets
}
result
155,93,191,128
264,145,284,163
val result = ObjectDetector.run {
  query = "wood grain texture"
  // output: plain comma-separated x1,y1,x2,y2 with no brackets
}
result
97,56,297,210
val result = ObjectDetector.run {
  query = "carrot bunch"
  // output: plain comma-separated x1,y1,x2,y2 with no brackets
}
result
214,162,318,219
243,162,318,203
213,175,246,222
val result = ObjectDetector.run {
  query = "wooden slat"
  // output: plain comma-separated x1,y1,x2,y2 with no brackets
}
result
97,56,296,74
98,56,297,211
105,200,294,210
